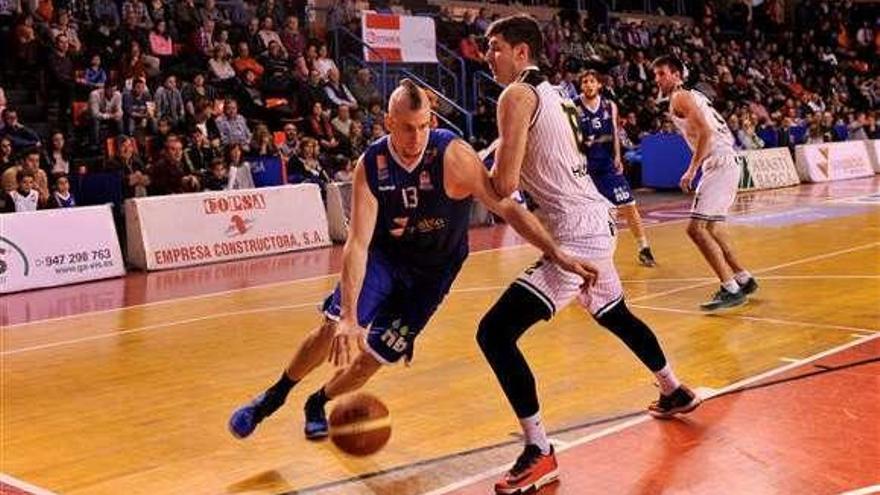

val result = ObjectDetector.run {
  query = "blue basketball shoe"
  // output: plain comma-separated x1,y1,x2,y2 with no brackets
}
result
303,393,329,440
229,393,273,439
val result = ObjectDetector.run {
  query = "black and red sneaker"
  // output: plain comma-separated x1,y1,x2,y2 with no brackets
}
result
494,444,559,494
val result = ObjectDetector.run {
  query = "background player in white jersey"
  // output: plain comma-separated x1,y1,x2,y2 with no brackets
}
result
574,70,656,267
479,15,700,495
652,55,758,311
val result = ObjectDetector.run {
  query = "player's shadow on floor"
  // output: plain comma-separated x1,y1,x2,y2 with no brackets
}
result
226,470,287,493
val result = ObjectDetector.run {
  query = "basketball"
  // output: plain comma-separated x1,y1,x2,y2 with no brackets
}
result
329,393,392,456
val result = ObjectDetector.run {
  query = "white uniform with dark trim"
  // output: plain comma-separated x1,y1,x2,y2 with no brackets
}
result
505,68,622,317
670,89,739,221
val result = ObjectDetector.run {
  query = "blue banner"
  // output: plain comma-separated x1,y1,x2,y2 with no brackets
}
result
246,156,285,188
641,133,692,189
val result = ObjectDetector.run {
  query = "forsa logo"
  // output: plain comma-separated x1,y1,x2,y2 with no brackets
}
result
0,236,29,278
225,215,255,237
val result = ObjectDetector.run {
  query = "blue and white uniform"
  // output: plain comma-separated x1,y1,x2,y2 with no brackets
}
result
322,129,472,364
574,95,635,206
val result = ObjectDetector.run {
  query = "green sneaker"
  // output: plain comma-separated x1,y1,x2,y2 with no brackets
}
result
700,287,746,311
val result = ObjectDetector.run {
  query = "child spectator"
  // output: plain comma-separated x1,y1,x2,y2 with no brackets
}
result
333,157,354,183
47,174,76,208
12,170,39,212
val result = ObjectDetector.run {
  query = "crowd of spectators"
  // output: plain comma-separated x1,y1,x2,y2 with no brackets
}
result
0,0,383,213
1,0,879,215
444,0,880,153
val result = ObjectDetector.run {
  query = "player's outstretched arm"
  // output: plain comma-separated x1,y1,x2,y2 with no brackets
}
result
489,83,537,197
445,140,598,287
331,156,378,367
671,90,712,192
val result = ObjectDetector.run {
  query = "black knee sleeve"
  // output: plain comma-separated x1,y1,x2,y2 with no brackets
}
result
595,299,667,372
477,284,552,419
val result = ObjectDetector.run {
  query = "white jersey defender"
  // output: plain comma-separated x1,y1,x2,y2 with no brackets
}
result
507,67,623,317
669,88,740,221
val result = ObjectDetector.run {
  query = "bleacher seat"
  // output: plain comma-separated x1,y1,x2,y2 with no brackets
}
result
72,101,89,128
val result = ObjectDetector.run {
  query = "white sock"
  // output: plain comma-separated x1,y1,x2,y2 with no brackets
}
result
519,412,551,454
637,237,649,250
722,280,740,293
734,270,752,285
654,364,681,395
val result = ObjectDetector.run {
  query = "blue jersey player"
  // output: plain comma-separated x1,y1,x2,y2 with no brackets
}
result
574,70,656,267
229,80,598,441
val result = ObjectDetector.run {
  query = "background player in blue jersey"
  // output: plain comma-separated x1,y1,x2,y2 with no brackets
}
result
229,80,598,440
574,70,656,267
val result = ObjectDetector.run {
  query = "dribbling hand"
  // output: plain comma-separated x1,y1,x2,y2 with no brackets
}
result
328,318,366,367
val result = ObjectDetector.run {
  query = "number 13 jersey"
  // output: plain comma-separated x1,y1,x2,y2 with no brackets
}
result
363,128,472,268
512,67,610,242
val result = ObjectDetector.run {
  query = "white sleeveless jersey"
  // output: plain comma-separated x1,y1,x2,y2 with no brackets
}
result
512,68,611,241
669,89,736,162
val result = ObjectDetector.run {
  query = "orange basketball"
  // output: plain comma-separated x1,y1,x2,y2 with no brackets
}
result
329,393,392,456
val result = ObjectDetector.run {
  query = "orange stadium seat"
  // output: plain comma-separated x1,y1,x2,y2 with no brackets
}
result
72,101,89,128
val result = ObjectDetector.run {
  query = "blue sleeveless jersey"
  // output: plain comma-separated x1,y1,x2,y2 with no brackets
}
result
362,129,471,268
575,96,615,173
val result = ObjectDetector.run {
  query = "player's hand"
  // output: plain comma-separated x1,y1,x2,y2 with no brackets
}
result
679,170,696,193
328,317,366,367
614,157,625,175
551,250,599,288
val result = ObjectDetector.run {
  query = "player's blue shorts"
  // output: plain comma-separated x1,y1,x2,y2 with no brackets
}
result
590,165,635,206
322,249,465,364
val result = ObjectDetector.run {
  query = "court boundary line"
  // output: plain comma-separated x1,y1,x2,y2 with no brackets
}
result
1,302,320,356
628,241,880,304
11,182,876,329
839,485,880,495
620,275,880,283
6,273,876,333
421,331,880,495
0,473,58,495
1,241,540,330
5,242,878,355
290,355,879,494
629,303,879,334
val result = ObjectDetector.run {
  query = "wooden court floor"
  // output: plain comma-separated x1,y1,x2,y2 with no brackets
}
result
2,179,879,495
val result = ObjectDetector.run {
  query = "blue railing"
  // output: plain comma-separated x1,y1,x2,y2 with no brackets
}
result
472,71,503,109
436,63,460,104
433,112,465,138
394,69,472,137
333,27,389,103
436,42,467,108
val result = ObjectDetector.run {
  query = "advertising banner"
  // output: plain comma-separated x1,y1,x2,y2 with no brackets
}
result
362,12,438,63
736,147,800,191
125,185,330,271
1,205,125,293
795,141,874,182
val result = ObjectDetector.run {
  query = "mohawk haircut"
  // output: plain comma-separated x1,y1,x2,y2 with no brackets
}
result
397,78,425,111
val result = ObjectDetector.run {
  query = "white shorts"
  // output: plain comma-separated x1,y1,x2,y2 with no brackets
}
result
692,154,739,221
514,220,623,317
